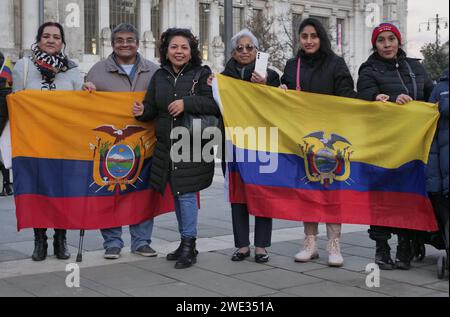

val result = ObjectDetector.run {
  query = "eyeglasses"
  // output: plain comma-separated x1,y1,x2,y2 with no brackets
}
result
235,44,256,53
114,38,137,45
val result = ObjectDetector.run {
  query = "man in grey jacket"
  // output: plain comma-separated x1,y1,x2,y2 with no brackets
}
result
85,23,159,260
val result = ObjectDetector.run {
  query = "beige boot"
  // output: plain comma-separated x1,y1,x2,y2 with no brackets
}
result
295,235,319,262
327,238,344,267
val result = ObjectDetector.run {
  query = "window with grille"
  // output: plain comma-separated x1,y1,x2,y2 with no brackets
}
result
151,0,161,57
109,0,140,31
84,0,99,54
199,3,210,61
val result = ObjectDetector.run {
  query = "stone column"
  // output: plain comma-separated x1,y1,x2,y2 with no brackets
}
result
98,0,111,59
44,0,60,22
22,0,40,53
208,0,221,65
161,0,197,32
244,0,254,25
139,0,155,60
329,9,338,54
211,36,225,72
0,0,15,50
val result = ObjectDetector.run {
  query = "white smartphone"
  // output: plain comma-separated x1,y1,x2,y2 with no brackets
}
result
254,51,269,78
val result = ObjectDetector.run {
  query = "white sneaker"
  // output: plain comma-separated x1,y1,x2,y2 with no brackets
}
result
327,238,344,267
295,235,319,262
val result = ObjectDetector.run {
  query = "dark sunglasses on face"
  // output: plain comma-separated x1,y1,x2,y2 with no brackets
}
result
235,44,255,53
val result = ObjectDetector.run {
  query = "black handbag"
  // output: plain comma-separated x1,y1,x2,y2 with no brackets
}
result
182,67,219,135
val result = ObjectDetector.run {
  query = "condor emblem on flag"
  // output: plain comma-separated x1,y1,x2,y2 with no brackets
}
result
6,91,175,230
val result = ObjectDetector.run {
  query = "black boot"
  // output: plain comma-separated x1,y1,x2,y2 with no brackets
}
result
53,229,71,260
1,183,13,196
32,229,48,261
166,241,183,261
174,237,198,269
167,240,199,261
375,240,395,270
0,166,13,196
395,234,412,270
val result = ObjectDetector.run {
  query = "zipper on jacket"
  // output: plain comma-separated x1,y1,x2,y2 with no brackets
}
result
166,64,188,172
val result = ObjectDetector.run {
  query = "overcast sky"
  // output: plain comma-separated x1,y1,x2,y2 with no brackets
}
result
407,0,449,58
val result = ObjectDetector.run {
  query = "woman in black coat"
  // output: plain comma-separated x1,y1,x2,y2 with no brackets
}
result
281,18,356,268
133,28,220,269
357,23,435,270
221,29,280,264
0,51,13,196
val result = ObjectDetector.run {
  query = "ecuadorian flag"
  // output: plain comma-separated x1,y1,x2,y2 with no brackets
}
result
214,74,439,231
0,55,13,87
7,91,174,230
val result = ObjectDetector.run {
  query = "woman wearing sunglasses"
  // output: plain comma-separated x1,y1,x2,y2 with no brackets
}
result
221,29,280,264
281,18,356,267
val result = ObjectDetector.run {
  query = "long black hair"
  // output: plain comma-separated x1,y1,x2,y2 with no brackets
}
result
35,22,67,47
158,28,202,67
298,18,334,56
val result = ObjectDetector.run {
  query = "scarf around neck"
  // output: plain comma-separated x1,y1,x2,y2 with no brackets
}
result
31,43,68,87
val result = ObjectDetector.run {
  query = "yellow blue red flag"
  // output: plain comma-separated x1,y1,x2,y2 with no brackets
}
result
7,90,174,230
214,74,439,231
0,55,13,87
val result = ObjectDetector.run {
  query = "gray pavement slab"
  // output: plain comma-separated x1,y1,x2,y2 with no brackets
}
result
3,272,105,297
123,282,224,297
282,281,388,297
193,251,270,275
233,268,322,290
79,263,176,290
163,267,278,297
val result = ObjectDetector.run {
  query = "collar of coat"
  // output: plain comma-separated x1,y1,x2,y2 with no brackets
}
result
105,53,152,74
160,62,199,77
222,58,256,81
361,48,420,74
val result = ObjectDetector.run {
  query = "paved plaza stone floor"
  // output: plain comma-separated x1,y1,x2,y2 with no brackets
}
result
0,168,448,298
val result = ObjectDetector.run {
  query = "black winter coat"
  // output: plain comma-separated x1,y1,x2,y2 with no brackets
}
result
137,63,220,196
357,49,434,102
222,58,280,87
281,50,357,98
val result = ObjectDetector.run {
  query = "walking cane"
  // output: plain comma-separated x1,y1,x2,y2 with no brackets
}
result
76,230,85,263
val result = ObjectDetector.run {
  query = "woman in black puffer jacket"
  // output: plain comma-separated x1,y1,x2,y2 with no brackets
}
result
133,28,220,269
221,29,280,265
357,23,435,271
281,18,356,268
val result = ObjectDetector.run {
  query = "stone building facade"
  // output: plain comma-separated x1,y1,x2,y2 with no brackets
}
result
0,0,407,78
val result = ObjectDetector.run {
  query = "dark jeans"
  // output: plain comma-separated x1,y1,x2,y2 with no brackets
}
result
368,226,415,242
231,203,272,248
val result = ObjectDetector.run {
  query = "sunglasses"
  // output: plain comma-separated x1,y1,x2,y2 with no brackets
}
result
235,44,256,53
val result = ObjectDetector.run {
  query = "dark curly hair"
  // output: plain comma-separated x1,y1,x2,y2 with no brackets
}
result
158,28,202,67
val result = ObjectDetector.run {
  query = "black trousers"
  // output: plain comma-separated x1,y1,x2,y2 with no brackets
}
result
231,203,272,248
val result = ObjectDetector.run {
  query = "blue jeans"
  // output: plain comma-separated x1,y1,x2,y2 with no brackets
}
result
101,219,154,252
174,192,198,239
